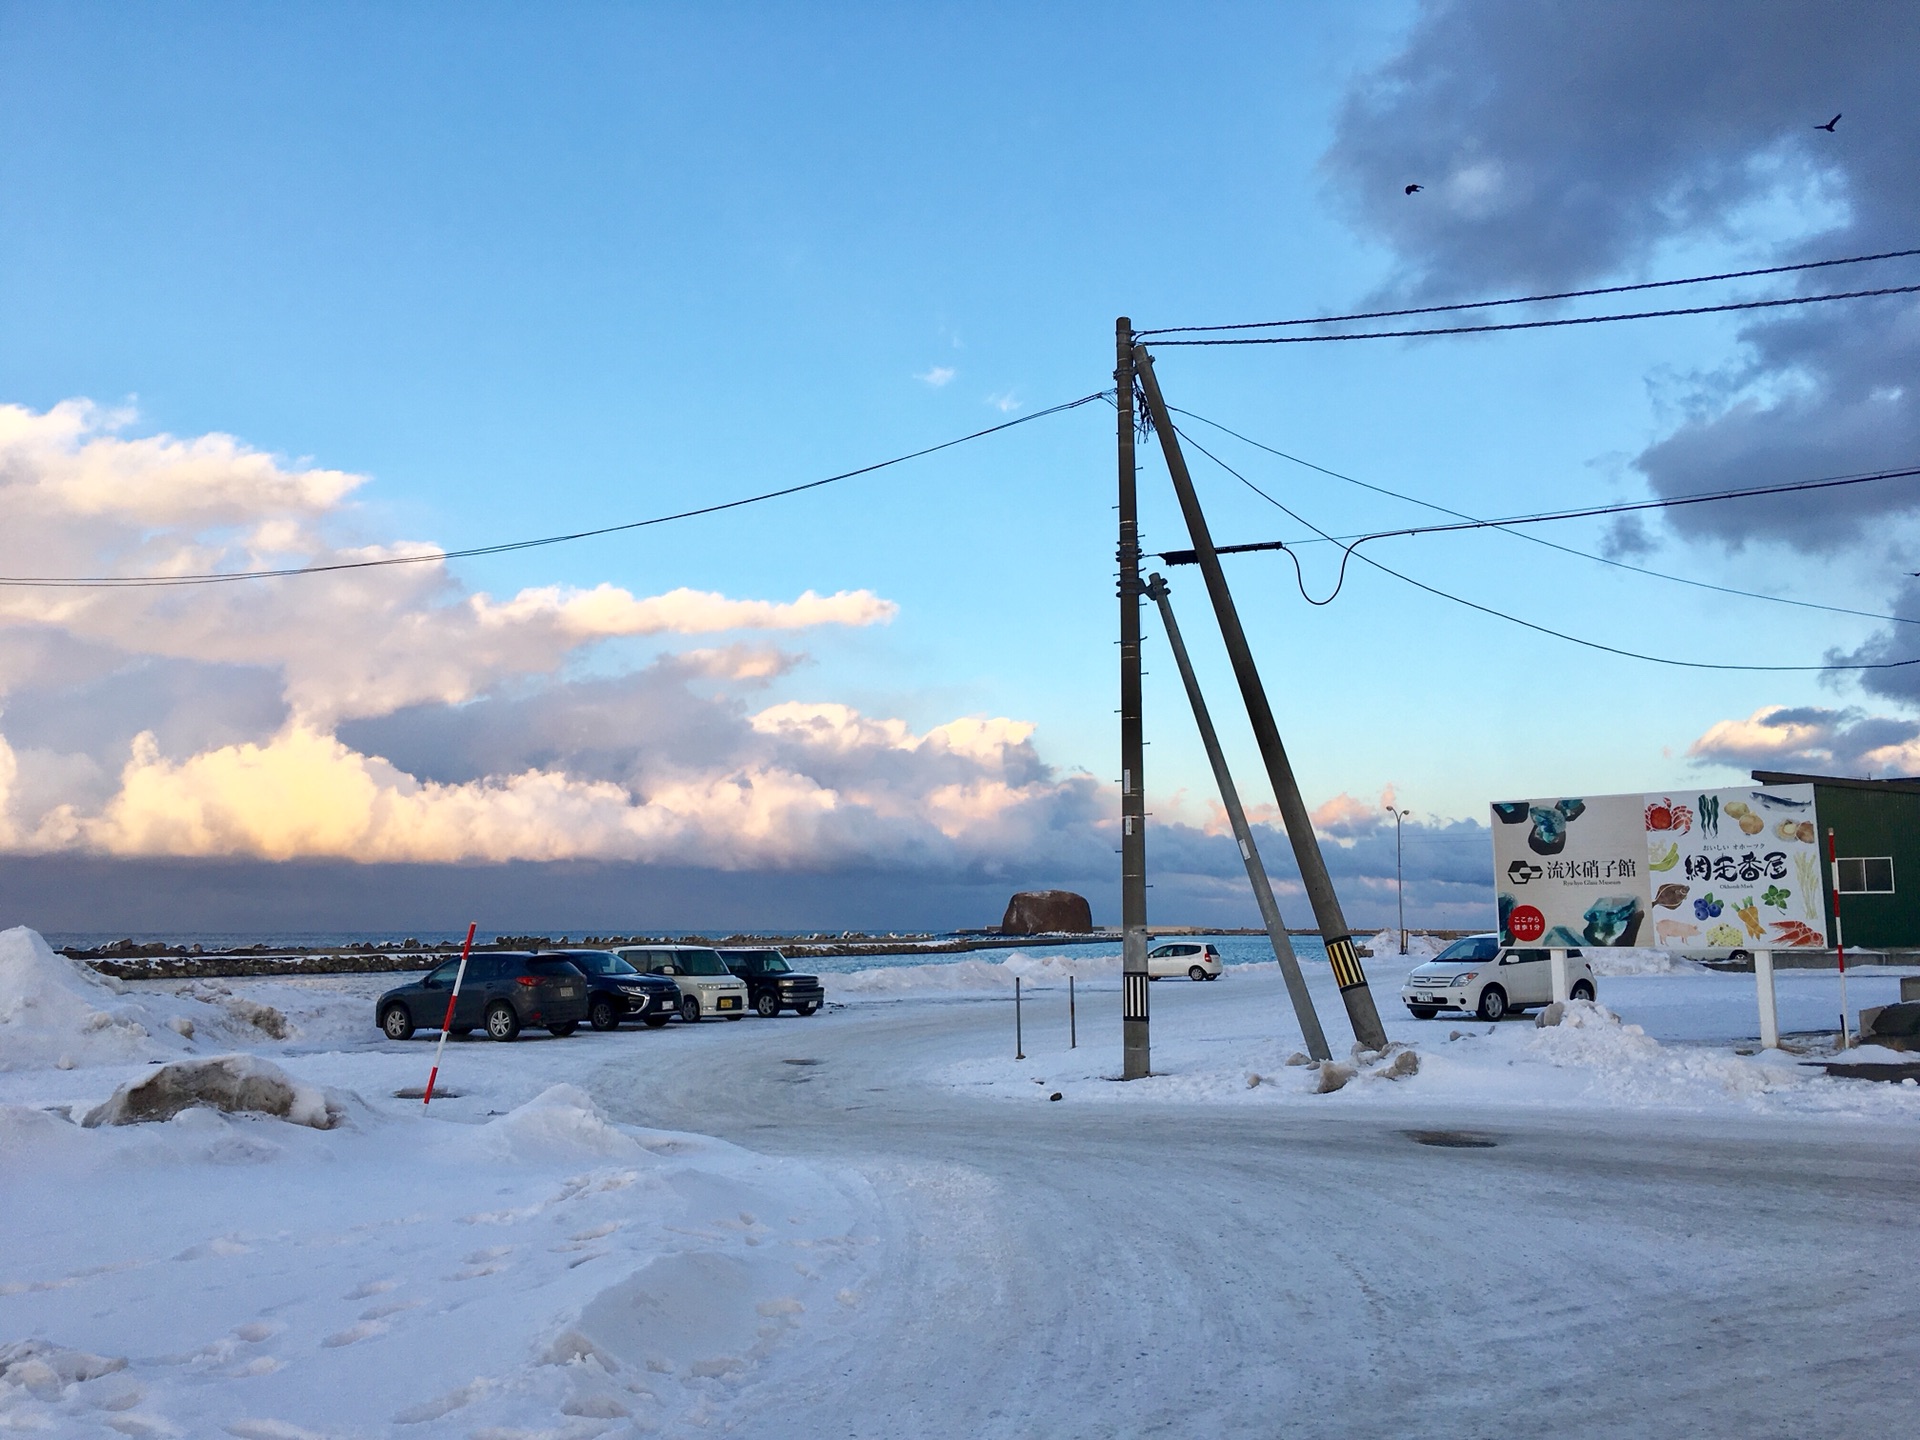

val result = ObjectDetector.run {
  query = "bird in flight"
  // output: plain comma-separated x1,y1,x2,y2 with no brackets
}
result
1814,113,1841,131
1404,183,1423,195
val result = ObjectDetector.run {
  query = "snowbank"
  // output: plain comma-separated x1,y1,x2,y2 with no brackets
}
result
82,1054,344,1130
463,1083,649,1162
0,926,188,1071
830,948,1122,996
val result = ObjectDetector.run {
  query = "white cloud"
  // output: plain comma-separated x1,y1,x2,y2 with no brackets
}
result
1687,704,1920,777
984,391,1021,414
915,366,957,387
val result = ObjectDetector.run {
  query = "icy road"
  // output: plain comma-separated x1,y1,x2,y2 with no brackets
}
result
598,981,1920,1438
5,928,1919,1437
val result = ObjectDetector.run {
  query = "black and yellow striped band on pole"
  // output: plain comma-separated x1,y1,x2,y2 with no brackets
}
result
1326,935,1369,992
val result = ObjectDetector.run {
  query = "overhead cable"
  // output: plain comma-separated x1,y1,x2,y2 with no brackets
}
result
1144,283,1920,346
1166,405,1920,629
1168,429,1920,673
1135,245,1920,337
0,393,1112,589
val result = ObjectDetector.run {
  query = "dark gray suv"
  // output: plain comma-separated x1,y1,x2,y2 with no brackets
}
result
376,952,590,1042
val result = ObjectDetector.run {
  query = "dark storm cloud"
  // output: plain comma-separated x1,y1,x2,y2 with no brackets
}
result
1323,0,1920,552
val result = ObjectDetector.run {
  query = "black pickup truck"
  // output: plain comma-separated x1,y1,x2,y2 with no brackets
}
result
719,947,825,1017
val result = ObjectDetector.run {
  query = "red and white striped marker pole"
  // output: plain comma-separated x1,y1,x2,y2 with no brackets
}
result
423,922,477,1106
1828,829,1850,1049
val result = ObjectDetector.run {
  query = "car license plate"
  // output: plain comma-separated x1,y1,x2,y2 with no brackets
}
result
559,986,578,997
719,997,738,1010
1415,993,1433,1003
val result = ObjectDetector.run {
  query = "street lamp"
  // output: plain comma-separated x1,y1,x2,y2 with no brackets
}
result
1387,805,1412,955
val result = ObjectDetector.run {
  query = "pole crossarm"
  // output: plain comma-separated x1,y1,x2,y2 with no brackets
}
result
1132,341,1388,1051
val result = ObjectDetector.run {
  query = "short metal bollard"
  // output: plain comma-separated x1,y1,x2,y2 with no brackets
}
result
1015,976,1025,1060
1069,975,1077,1049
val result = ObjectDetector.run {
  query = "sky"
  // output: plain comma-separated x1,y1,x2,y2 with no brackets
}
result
3,1,1919,937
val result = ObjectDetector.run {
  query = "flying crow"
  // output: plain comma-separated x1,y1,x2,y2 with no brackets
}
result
1815,113,1841,131
1404,183,1423,194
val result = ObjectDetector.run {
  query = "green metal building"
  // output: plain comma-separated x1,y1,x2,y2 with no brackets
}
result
1752,770,1920,953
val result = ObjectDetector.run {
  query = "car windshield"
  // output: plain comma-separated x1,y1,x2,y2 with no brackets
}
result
674,948,730,976
1434,937,1498,963
557,951,636,977
745,952,789,973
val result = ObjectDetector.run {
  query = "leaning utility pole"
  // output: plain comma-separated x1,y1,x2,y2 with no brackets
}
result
1132,343,1389,1052
1146,572,1331,1061
1116,318,1150,1079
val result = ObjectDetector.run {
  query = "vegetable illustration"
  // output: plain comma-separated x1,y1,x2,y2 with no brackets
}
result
1698,794,1719,836
1761,885,1791,909
1691,893,1724,921
1706,923,1745,947
1795,820,1816,844
1733,897,1764,940
1794,853,1821,920
1648,842,1679,872
1653,883,1690,909
1738,811,1764,835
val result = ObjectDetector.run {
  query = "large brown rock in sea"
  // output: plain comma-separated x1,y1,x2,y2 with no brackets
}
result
1000,890,1093,935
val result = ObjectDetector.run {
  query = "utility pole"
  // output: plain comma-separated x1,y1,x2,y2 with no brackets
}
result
1146,572,1331,1061
1132,343,1389,1052
1117,318,1150,1079
1388,805,1410,955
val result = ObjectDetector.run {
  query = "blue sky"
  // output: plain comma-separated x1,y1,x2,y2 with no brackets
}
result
3,2,1917,933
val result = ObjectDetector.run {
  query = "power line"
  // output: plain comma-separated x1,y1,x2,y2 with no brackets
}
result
1,392,1112,589
1144,283,1920,346
1135,245,1920,337
1167,428,1920,674
1166,406,1920,629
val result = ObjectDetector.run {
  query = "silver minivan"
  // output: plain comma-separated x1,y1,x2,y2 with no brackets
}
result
615,945,750,1023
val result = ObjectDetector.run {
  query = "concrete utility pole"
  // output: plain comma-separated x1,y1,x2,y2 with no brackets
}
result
1146,572,1331,1061
1132,343,1389,1052
1116,318,1150,1079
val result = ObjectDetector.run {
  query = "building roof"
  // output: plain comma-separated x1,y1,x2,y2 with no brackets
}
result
1751,769,1920,796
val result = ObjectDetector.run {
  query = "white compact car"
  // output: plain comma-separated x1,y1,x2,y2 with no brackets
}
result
1146,941,1224,981
1400,933,1596,1021
616,944,749,1022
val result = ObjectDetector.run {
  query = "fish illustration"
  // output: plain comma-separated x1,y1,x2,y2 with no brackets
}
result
1753,791,1811,810
1653,883,1690,909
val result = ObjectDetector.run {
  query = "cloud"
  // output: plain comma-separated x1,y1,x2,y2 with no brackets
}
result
915,366,957,387
1321,2,1920,554
984,391,1021,414
1687,703,1920,777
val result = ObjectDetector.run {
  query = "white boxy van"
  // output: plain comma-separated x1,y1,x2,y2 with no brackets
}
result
616,944,750,1023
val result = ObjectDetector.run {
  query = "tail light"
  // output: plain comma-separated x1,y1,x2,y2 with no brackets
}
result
516,975,540,987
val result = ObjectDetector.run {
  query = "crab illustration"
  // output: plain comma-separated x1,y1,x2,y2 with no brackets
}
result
1644,798,1694,833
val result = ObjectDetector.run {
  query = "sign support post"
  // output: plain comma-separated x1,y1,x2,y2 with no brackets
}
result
1548,948,1569,1004
1754,949,1779,1049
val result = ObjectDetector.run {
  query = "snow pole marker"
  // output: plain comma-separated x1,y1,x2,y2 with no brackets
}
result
1014,976,1025,1061
423,922,478,1105
1827,829,1850,1048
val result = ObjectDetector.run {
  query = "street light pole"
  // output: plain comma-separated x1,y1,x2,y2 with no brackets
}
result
1388,805,1411,955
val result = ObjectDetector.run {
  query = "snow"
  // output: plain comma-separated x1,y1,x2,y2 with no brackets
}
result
4,926,1919,1434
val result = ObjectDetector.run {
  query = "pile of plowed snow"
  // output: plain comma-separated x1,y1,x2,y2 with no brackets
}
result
831,949,1122,996
0,927,294,1071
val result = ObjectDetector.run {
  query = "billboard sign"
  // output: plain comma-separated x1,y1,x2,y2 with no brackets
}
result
1491,784,1828,953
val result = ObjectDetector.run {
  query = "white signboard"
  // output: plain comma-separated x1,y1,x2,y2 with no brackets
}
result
1490,784,1828,953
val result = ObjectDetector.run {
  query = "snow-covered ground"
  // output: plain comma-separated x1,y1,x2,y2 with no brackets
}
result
5,925,1919,1436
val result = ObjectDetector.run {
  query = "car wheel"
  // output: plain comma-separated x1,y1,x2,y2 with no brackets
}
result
1570,980,1595,1002
1205,971,1220,981
548,1021,577,1037
1729,948,1753,965
679,995,702,1024
1188,965,1207,982
486,1001,521,1041
588,997,619,1031
1476,986,1508,1022
755,992,780,1018
643,1013,671,1028
1408,1006,1438,1020
380,1004,415,1041
795,1002,819,1016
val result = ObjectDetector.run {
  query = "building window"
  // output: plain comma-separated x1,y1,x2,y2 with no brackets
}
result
1835,857,1896,894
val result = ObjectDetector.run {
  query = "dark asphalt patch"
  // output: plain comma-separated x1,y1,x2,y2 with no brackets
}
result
1404,1129,1498,1148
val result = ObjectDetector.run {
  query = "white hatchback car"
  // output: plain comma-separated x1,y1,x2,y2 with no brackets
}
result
1146,941,1224,981
616,944,750,1023
1400,933,1596,1021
